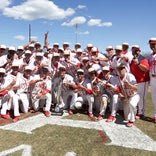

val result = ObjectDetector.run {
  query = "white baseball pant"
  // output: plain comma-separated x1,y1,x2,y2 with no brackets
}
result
137,81,149,115
126,94,140,122
110,94,119,116
13,93,30,116
74,94,94,114
33,93,52,111
62,90,77,110
150,76,156,117
0,94,9,115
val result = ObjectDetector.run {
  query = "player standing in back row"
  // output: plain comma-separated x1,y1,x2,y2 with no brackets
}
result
130,45,150,119
147,38,156,122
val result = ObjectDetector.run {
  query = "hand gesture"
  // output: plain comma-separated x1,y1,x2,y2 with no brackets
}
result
45,31,49,38
132,57,139,65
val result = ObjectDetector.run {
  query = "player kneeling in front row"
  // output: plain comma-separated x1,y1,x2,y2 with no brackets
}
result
12,66,35,122
53,66,77,114
97,66,120,122
31,66,52,117
70,69,94,117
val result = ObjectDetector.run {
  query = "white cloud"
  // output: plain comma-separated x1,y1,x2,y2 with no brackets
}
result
61,16,86,26
0,0,11,10
78,31,90,35
30,36,38,41
14,35,25,41
88,19,112,27
77,5,86,9
3,0,75,20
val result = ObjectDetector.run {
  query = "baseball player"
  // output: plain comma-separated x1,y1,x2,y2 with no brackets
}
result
105,46,116,62
147,38,156,122
73,69,94,117
97,66,120,122
2,62,22,116
11,66,34,122
63,42,70,51
116,63,140,127
53,66,77,113
3,46,16,73
0,45,7,68
81,56,91,79
60,50,77,79
18,50,33,73
130,45,150,119
49,53,63,80
111,45,132,76
30,52,49,75
90,47,109,67
31,66,52,117
0,68,16,119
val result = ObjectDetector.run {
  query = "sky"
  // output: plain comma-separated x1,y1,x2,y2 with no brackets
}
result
0,0,156,54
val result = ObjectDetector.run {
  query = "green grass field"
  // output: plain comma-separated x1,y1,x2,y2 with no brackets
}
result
0,92,156,156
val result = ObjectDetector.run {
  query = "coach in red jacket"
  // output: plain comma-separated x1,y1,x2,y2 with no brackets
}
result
130,45,150,119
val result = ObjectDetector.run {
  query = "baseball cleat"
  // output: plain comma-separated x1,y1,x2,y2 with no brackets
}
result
13,116,20,122
44,111,51,117
106,115,116,122
135,114,144,119
68,109,73,115
1,114,11,119
97,115,103,120
126,121,134,127
88,113,94,118
151,117,156,122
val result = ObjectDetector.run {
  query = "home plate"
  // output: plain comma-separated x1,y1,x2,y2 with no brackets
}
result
0,114,156,152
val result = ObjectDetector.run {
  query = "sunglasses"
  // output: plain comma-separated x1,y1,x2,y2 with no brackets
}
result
77,72,84,75
0,73,5,77
117,67,125,71
89,72,96,75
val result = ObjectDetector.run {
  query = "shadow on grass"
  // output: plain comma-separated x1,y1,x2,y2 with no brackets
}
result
140,116,156,123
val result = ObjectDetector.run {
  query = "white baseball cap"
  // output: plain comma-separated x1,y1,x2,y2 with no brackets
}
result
24,66,32,71
87,44,93,48
91,47,99,52
75,43,81,46
63,42,69,45
0,68,6,73
8,46,16,51
106,46,113,51
17,46,24,50
36,52,44,57
53,43,59,46
102,66,110,71
25,50,32,54
149,37,156,43
115,45,122,51
0,44,6,49
76,48,83,53
131,45,140,50
82,56,89,61
64,50,70,55
88,67,95,73
35,42,41,46
12,61,19,67
53,53,60,57
29,44,35,48
122,42,129,46
77,69,84,73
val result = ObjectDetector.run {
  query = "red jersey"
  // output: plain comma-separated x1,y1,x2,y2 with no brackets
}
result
130,56,150,83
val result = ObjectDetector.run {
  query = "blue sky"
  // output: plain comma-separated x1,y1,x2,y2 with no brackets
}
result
0,0,156,54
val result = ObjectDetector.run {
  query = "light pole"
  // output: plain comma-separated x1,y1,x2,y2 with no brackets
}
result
29,24,31,42
75,23,79,43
